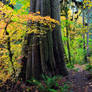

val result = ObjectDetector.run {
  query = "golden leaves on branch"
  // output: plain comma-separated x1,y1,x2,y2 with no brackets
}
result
83,0,92,9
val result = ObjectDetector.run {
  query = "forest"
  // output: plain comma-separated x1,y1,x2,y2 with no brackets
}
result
0,0,92,92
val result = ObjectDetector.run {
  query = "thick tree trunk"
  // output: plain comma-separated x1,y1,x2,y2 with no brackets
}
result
21,0,68,80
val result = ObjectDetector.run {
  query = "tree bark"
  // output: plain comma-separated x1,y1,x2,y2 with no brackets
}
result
82,4,87,62
21,0,68,80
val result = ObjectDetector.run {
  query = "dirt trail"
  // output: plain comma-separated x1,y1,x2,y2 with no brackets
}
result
68,65,92,92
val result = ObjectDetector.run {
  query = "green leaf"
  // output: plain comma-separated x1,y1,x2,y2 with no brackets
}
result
48,89,57,92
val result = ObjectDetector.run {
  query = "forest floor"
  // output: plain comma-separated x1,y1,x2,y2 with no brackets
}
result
0,64,92,92
68,64,92,92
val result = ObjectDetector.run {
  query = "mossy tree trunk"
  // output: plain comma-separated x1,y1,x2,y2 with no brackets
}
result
21,0,68,80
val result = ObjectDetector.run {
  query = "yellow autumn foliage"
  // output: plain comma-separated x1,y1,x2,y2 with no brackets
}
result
0,1,59,85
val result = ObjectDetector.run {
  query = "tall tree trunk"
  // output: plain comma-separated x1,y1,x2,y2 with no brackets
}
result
21,0,68,80
86,6,92,61
64,1,71,63
82,1,87,62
